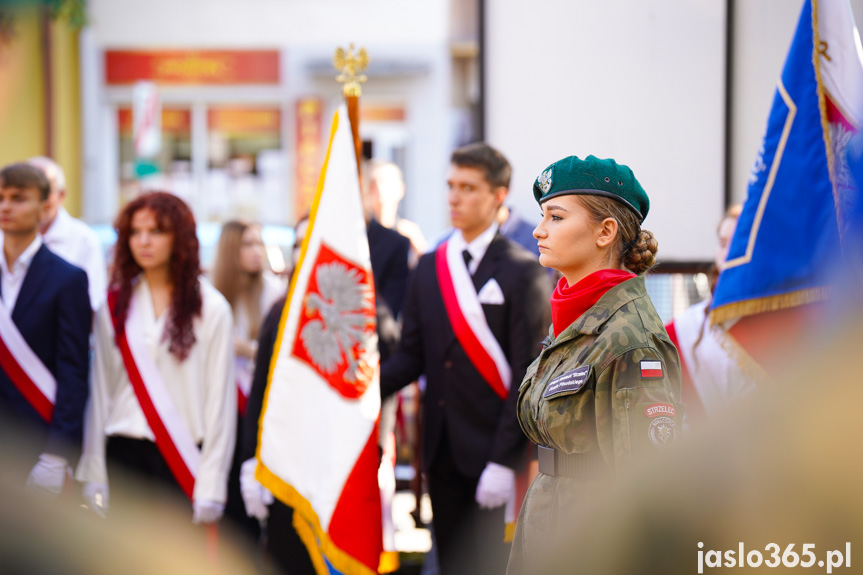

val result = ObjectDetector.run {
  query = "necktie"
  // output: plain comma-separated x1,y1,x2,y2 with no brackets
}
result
462,249,473,273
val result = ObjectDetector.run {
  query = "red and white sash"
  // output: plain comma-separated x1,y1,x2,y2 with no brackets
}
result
109,292,201,500
236,358,252,416
435,240,511,399
0,304,56,422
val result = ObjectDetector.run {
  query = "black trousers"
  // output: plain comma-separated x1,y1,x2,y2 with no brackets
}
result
106,435,189,509
428,432,511,575
267,500,317,575
224,413,263,546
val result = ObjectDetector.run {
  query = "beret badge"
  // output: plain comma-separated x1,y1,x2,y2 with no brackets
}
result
537,166,553,194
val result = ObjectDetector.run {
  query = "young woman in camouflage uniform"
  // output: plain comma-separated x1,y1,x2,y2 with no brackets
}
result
507,155,683,574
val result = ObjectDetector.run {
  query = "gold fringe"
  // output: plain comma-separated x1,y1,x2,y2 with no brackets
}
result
709,286,831,325
378,551,400,573
293,511,331,575
504,521,517,543
810,0,846,242
258,462,379,575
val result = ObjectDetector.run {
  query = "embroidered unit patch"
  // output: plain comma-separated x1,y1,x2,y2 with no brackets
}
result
543,365,591,399
648,416,678,449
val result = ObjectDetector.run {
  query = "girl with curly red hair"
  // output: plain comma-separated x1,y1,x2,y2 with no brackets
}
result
76,192,236,526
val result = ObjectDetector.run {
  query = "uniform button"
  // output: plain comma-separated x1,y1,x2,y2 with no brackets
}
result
438,400,445,407
444,361,453,369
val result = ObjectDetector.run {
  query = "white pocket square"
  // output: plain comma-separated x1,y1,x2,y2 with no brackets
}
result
477,278,505,305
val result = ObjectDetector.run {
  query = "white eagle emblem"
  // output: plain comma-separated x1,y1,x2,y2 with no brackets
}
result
300,261,374,383
537,166,553,194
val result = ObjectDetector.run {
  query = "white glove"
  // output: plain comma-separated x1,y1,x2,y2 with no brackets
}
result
26,453,68,495
192,499,225,525
83,482,110,517
240,458,274,521
475,462,515,509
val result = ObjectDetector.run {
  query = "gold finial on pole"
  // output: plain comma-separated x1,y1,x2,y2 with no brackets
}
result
334,43,369,97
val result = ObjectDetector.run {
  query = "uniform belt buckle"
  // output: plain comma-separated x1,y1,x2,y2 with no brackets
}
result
537,445,557,476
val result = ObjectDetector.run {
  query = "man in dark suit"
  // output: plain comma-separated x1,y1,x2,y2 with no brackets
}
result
0,163,91,495
381,143,552,575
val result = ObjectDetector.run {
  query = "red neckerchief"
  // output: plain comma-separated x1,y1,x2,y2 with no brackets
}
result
550,269,635,337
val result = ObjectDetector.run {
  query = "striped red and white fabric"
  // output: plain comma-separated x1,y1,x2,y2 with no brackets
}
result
110,293,201,500
0,304,56,422
435,239,512,399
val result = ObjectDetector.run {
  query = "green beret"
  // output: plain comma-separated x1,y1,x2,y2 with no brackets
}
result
533,155,649,221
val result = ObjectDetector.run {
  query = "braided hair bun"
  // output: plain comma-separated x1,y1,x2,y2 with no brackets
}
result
624,229,658,275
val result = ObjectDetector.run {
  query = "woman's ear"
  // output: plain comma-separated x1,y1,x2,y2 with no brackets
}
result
596,217,618,248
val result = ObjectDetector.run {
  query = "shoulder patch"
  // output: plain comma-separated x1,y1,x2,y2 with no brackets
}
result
640,360,663,379
543,365,591,399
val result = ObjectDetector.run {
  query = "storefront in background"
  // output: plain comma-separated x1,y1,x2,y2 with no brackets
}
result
102,49,297,225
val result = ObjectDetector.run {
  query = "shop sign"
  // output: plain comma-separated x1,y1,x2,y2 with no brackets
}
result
105,50,280,85
295,98,323,217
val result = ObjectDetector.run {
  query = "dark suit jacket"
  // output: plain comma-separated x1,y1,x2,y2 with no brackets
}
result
381,233,552,477
0,245,91,462
367,218,410,318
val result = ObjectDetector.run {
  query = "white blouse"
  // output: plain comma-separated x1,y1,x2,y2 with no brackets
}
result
76,277,236,504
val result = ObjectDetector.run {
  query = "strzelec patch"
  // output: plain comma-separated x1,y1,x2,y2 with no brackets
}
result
543,365,591,399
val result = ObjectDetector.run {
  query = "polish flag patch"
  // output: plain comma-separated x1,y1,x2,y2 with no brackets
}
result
640,360,663,379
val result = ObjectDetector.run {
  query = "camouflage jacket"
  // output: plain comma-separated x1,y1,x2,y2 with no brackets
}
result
508,276,683,575
517,275,683,465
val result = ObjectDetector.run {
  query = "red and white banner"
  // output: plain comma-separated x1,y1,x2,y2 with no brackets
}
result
0,304,55,422
110,292,201,500
435,238,511,399
257,105,382,575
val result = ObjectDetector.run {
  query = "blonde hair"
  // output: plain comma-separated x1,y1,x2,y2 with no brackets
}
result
576,195,658,274
211,220,264,339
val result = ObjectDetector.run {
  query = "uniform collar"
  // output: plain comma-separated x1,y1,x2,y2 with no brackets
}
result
553,275,646,342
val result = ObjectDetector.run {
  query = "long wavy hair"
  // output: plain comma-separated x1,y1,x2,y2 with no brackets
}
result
211,220,264,340
111,192,202,361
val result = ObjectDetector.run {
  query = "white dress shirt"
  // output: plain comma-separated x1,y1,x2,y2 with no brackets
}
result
42,207,107,310
449,222,499,275
0,235,43,312
76,277,236,503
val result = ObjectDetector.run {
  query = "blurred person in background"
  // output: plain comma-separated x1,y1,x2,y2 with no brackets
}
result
211,220,284,542
28,156,107,311
381,143,551,575
665,205,759,423
665,204,752,425
239,214,317,574
361,160,415,570
365,159,428,263
508,156,682,574
0,162,91,496
497,203,540,257
76,192,236,527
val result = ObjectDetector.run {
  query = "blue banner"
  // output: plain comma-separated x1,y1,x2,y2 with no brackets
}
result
711,0,841,322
